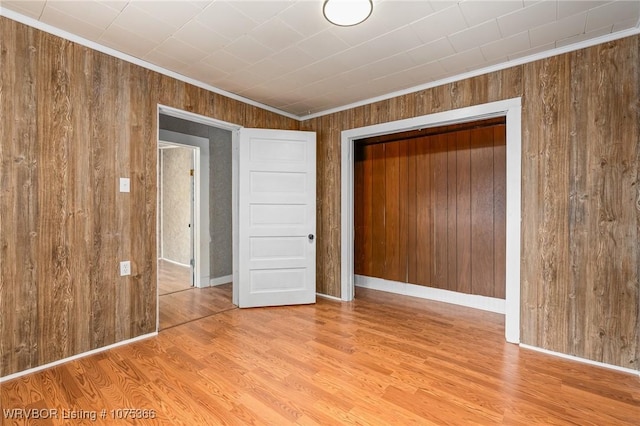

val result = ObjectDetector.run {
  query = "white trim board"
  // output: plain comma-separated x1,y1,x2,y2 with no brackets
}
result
520,344,640,377
356,275,505,314
0,332,157,383
210,275,233,287
341,98,522,344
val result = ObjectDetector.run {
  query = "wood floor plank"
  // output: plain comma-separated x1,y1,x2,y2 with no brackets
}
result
2,288,639,425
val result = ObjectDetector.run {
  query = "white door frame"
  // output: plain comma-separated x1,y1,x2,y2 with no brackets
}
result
340,98,522,344
157,141,200,286
157,105,241,311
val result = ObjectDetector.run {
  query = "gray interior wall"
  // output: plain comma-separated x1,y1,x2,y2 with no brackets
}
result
160,147,192,265
159,115,233,281
209,127,232,278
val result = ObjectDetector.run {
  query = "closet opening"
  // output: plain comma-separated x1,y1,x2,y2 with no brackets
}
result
354,117,506,307
340,99,522,343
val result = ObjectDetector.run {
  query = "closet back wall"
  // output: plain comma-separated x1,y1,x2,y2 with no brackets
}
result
354,122,506,299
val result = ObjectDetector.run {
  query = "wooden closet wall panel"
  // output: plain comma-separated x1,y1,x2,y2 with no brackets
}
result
470,127,496,298
446,133,459,291
455,130,472,294
384,142,403,281
355,144,374,277
370,144,386,278
415,137,432,286
493,127,507,299
406,140,418,285
431,134,449,289
354,124,506,298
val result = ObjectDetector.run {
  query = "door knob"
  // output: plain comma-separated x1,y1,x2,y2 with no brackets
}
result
308,234,315,240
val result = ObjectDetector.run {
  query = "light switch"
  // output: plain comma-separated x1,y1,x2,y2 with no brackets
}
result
119,177,130,193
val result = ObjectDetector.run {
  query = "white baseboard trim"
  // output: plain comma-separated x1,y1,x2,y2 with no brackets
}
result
355,275,505,314
159,257,191,268
316,292,342,302
519,344,640,377
210,275,233,286
0,332,157,383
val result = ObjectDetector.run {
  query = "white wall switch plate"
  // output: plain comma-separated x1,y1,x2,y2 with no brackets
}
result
120,261,131,276
119,177,130,193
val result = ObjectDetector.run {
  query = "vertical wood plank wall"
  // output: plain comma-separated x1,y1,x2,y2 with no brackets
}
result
302,35,640,370
0,18,298,377
354,124,506,299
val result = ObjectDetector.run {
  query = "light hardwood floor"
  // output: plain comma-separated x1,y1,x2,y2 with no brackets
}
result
2,288,639,425
158,260,192,296
158,259,235,330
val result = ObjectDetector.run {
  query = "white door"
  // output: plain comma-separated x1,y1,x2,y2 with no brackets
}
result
238,129,316,308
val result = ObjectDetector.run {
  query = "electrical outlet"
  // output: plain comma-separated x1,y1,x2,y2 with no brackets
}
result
120,261,131,276
119,177,130,193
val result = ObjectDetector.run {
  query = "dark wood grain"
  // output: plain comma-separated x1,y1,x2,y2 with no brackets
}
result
406,140,418,285
493,126,507,299
370,144,386,279
353,124,506,299
415,136,432,287
470,127,496,298
431,133,448,289
384,141,404,282
456,130,472,294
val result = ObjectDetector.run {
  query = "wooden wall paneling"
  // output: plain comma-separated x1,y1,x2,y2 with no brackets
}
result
446,132,458,291
370,144,386,278
69,43,92,356
38,35,75,366
493,126,507,299
129,66,157,338
397,141,410,284
415,137,432,286
534,56,572,354
406,140,418,285
431,134,449,289
469,127,496,298
567,48,589,359
520,62,543,347
115,59,132,343
355,142,374,278
455,130,472,295
354,145,364,275
1,20,40,374
583,40,639,368
383,141,404,282
88,50,119,350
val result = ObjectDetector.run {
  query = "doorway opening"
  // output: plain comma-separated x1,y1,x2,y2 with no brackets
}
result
158,142,197,294
340,98,522,343
156,105,241,331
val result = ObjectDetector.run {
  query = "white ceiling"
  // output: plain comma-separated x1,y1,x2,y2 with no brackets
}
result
2,0,640,118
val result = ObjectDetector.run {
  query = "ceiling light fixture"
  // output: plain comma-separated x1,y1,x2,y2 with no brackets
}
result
323,0,373,27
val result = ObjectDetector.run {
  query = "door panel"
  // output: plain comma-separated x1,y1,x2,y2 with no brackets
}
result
239,128,316,308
